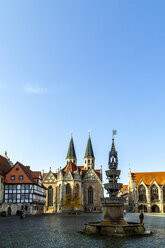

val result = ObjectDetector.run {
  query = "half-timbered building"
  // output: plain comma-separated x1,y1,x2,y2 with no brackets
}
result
3,162,46,215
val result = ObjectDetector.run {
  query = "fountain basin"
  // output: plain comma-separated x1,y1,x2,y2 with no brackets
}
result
83,221,152,237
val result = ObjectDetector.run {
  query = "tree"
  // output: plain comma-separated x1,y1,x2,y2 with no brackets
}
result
63,184,82,212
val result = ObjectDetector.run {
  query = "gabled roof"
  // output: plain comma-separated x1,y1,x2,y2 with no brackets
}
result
18,162,36,183
5,161,43,187
84,136,94,158
0,155,11,176
78,166,86,170
42,172,57,181
120,185,128,193
132,172,165,186
43,162,102,181
66,136,76,159
62,161,78,173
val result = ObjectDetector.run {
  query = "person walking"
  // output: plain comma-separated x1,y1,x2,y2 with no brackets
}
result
139,211,144,224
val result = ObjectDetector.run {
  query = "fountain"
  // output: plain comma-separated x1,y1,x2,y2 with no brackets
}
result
84,134,152,237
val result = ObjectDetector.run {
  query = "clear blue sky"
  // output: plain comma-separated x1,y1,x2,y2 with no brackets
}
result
0,0,165,185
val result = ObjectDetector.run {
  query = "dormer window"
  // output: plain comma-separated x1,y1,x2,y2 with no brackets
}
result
11,175,15,180
19,175,23,180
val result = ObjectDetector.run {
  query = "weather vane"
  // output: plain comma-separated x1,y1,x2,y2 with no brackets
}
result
112,129,117,139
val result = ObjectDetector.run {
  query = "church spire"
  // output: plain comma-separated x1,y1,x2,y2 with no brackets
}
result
66,134,77,165
84,133,95,169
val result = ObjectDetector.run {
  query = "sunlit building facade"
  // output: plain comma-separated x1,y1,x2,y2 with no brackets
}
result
42,135,103,213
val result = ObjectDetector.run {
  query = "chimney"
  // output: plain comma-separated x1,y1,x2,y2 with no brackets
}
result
26,166,30,170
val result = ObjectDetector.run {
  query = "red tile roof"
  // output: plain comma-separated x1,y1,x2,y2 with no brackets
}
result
0,155,11,176
5,162,43,187
120,185,128,193
132,172,165,186
62,161,78,173
43,162,102,181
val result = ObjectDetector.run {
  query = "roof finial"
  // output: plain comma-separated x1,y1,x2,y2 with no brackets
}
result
88,130,91,137
71,131,73,138
5,150,8,158
112,129,117,139
50,166,51,171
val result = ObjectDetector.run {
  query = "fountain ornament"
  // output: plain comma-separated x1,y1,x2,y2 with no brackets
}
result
84,133,152,237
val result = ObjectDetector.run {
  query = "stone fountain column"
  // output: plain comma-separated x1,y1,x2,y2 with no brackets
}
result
101,138,127,225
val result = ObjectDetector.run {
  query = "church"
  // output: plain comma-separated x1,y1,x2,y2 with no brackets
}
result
42,135,103,213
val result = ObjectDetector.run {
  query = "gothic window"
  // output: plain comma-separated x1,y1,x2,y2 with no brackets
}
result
59,184,61,201
66,183,71,195
163,185,165,201
138,185,146,202
151,184,159,202
48,186,53,207
75,184,79,199
88,186,93,204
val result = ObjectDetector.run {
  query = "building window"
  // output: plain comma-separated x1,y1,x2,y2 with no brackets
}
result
66,183,71,195
138,185,147,202
11,175,15,180
163,185,165,201
48,186,53,207
88,186,93,204
19,175,23,180
16,168,19,171
74,184,79,200
85,160,86,164
88,160,90,164
151,184,159,202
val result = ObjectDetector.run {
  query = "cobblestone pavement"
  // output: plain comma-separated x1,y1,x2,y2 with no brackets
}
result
0,213,165,248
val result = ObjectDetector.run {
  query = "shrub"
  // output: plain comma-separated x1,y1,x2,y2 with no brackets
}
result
1,211,6,217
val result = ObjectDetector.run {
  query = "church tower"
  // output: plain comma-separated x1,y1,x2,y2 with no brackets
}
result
84,134,95,169
66,135,77,165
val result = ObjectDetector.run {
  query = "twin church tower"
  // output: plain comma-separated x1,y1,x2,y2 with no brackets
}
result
66,134,95,170
42,134,103,213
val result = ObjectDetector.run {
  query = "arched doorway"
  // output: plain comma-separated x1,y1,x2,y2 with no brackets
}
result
7,206,12,216
151,205,160,213
138,205,147,212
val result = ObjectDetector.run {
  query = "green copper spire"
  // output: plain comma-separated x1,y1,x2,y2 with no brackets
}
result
66,136,77,159
84,135,95,158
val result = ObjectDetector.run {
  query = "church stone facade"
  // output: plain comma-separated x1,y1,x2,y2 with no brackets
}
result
42,135,103,213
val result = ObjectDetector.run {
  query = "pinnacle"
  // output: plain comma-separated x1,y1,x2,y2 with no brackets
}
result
84,136,95,158
66,136,77,159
